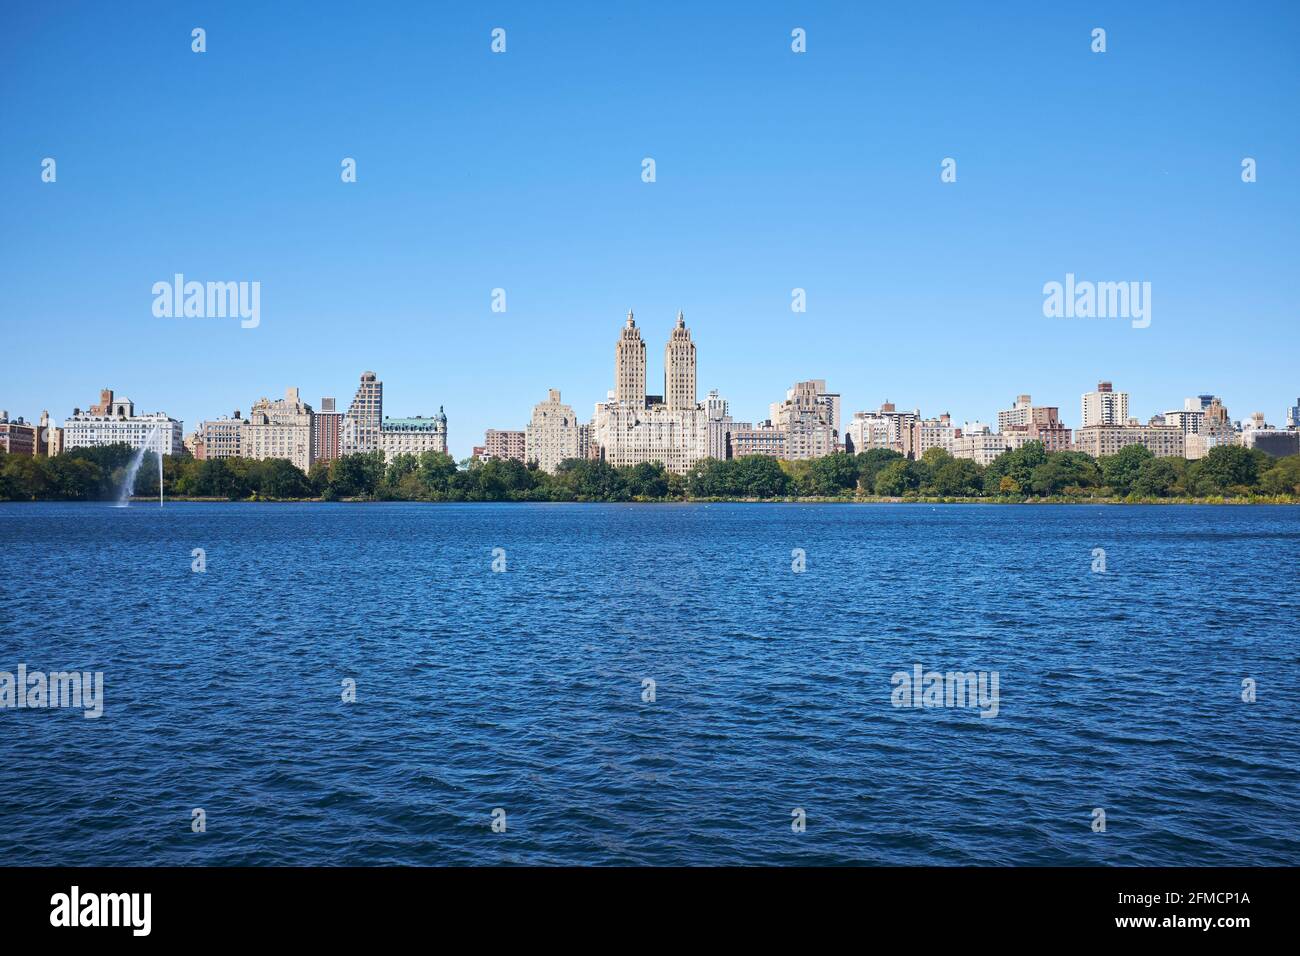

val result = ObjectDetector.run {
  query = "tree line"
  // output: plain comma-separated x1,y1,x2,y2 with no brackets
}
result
2,441,1298,502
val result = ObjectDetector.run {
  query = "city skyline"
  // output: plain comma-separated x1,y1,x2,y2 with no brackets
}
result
11,306,1299,469
2,4,1298,458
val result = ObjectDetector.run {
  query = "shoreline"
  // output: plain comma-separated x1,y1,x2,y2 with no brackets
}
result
12,494,1297,506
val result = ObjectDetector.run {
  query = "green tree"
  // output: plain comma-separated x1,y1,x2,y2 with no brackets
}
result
1132,457,1181,497
929,457,984,496
258,459,311,499
49,457,105,500
1,455,56,500
808,452,858,496
984,441,1048,494
874,459,916,496
328,451,386,498
1188,444,1269,494
416,451,458,497
856,449,904,494
624,461,670,499
1100,444,1155,494
1259,454,1300,495
1029,451,1101,496
732,455,790,497
685,457,731,498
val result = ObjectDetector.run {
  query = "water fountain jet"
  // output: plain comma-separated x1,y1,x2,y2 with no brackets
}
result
114,425,164,507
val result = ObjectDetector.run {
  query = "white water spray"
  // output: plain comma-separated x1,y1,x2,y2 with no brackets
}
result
115,425,164,507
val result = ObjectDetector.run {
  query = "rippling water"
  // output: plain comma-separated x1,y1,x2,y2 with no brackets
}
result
1,502,1297,866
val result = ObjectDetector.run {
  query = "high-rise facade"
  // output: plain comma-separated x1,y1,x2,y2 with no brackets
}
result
595,311,713,473
0,412,37,455
244,387,314,472
952,425,1010,466
768,380,840,460
483,429,526,462
844,402,915,455
1074,423,1184,459
63,389,183,456
729,422,786,458
997,395,1071,452
615,310,647,407
314,397,343,462
1184,398,1237,459
525,389,581,473
39,411,63,455
37,411,63,457
343,371,383,454
200,412,244,459
910,413,959,457
1081,381,1128,428
378,410,447,463
664,311,696,411
703,389,733,460
997,395,1035,432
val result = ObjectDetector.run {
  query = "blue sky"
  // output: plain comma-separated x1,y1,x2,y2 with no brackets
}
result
2,1,1297,457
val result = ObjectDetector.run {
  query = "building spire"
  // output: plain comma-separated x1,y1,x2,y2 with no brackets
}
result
676,309,685,327
626,308,635,327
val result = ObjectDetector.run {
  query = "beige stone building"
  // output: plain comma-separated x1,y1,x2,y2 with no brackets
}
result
909,413,958,458
952,426,1010,467
845,402,916,455
594,401,710,473
663,311,696,410
615,310,646,407
770,380,840,460
729,422,786,458
997,395,1072,451
525,389,581,473
244,387,314,472
378,411,447,463
39,411,64,456
200,412,244,460
594,311,714,473
1081,381,1128,428
1073,423,1184,459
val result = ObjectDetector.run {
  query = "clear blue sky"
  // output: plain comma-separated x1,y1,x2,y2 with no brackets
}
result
2,1,1297,457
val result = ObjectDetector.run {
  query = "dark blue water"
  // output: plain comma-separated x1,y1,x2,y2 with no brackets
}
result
1,502,1297,865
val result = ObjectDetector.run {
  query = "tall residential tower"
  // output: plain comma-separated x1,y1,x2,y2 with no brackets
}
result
664,310,696,411
615,310,646,407
343,371,383,454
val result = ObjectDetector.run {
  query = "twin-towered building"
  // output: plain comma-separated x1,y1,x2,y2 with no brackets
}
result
506,311,841,475
593,310,715,474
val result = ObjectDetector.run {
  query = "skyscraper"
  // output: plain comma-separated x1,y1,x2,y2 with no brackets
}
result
594,310,712,473
314,397,343,462
770,380,840,459
1081,381,1128,428
664,310,696,411
244,386,314,472
525,389,581,473
615,310,646,407
343,371,383,454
